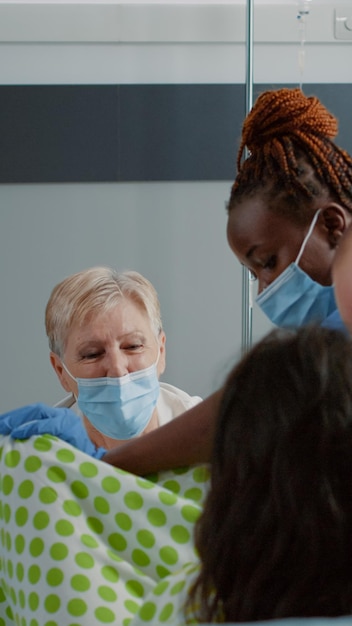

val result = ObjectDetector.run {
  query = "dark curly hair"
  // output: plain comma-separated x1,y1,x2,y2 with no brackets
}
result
228,88,352,224
189,325,352,621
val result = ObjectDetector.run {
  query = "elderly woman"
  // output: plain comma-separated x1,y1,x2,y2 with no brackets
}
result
45,266,201,450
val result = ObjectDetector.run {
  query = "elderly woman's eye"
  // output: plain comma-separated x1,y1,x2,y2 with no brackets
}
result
126,343,143,351
82,351,102,360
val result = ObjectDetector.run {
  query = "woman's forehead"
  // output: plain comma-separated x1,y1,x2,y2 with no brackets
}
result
226,199,308,270
85,298,148,326
66,298,150,340
228,197,300,243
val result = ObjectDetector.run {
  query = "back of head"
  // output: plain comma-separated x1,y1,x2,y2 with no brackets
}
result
191,325,352,622
46,266,162,357
229,88,352,223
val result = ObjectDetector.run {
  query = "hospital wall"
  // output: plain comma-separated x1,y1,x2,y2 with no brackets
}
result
0,0,351,411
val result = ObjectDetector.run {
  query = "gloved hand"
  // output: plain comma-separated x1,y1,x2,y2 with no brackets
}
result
0,403,106,460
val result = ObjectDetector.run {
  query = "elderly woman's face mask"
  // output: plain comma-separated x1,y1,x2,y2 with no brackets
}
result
62,356,160,440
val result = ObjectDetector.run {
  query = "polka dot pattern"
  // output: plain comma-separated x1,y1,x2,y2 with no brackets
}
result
0,435,209,625
133,562,201,626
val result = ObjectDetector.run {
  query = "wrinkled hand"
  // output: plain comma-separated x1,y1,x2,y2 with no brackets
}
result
0,403,106,459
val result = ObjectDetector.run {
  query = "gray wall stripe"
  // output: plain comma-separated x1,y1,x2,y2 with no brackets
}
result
1,83,351,183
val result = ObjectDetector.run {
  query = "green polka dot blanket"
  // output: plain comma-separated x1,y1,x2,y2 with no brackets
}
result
0,434,209,626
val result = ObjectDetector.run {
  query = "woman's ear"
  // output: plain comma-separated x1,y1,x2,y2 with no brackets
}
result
320,204,351,247
157,331,166,377
50,352,72,392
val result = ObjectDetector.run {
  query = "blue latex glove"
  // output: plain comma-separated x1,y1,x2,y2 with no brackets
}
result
0,403,106,459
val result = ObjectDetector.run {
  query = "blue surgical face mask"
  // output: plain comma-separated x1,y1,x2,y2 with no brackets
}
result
255,209,336,328
62,356,160,440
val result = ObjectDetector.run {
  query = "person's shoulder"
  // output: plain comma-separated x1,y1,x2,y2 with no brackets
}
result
157,382,203,425
159,382,202,407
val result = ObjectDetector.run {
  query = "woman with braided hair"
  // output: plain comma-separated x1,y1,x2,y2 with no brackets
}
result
227,87,352,332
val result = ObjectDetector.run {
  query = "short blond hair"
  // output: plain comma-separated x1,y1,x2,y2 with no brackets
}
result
45,266,163,357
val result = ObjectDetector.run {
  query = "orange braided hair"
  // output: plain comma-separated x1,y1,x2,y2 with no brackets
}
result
230,88,352,218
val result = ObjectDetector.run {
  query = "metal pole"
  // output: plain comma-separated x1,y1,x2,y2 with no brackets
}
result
241,0,254,354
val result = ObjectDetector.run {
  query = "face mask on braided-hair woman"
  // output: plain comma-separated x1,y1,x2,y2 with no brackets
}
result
226,87,352,331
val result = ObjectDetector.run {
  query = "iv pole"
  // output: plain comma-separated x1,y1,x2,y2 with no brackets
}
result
241,0,254,354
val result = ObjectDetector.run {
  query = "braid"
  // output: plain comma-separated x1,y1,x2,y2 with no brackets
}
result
232,88,352,217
